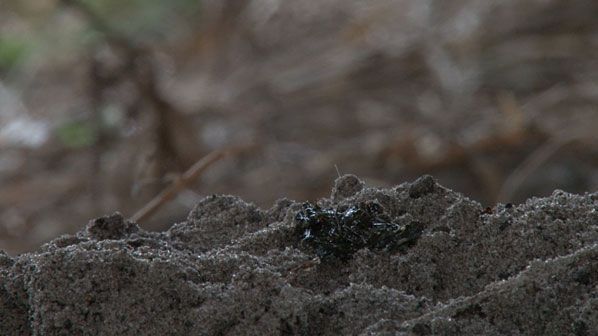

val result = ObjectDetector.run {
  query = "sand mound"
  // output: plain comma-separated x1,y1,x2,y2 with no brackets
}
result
1,175,596,335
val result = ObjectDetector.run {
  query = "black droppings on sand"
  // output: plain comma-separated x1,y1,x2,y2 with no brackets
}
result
294,201,422,261
1,175,597,335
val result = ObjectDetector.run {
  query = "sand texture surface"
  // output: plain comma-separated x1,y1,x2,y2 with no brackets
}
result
1,175,597,335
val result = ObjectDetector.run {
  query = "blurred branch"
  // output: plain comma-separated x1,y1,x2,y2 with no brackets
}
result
61,0,204,194
496,133,580,203
88,50,106,213
130,145,255,224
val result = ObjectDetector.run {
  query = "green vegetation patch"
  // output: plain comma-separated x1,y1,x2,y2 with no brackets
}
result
0,37,30,71
55,120,97,148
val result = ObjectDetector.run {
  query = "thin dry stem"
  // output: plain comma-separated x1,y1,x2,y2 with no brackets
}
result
130,145,251,224
496,133,579,203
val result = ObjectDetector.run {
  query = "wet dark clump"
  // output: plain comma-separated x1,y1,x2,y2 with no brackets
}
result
294,201,423,261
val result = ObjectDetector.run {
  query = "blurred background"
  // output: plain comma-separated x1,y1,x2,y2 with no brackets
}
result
1,0,597,255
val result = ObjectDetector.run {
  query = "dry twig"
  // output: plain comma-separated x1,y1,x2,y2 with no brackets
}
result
496,133,580,203
130,145,252,223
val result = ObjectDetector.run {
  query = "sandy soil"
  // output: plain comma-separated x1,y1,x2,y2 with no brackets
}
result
1,175,596,335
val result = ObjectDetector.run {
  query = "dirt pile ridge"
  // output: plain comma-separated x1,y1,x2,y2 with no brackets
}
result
1,175,596,335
